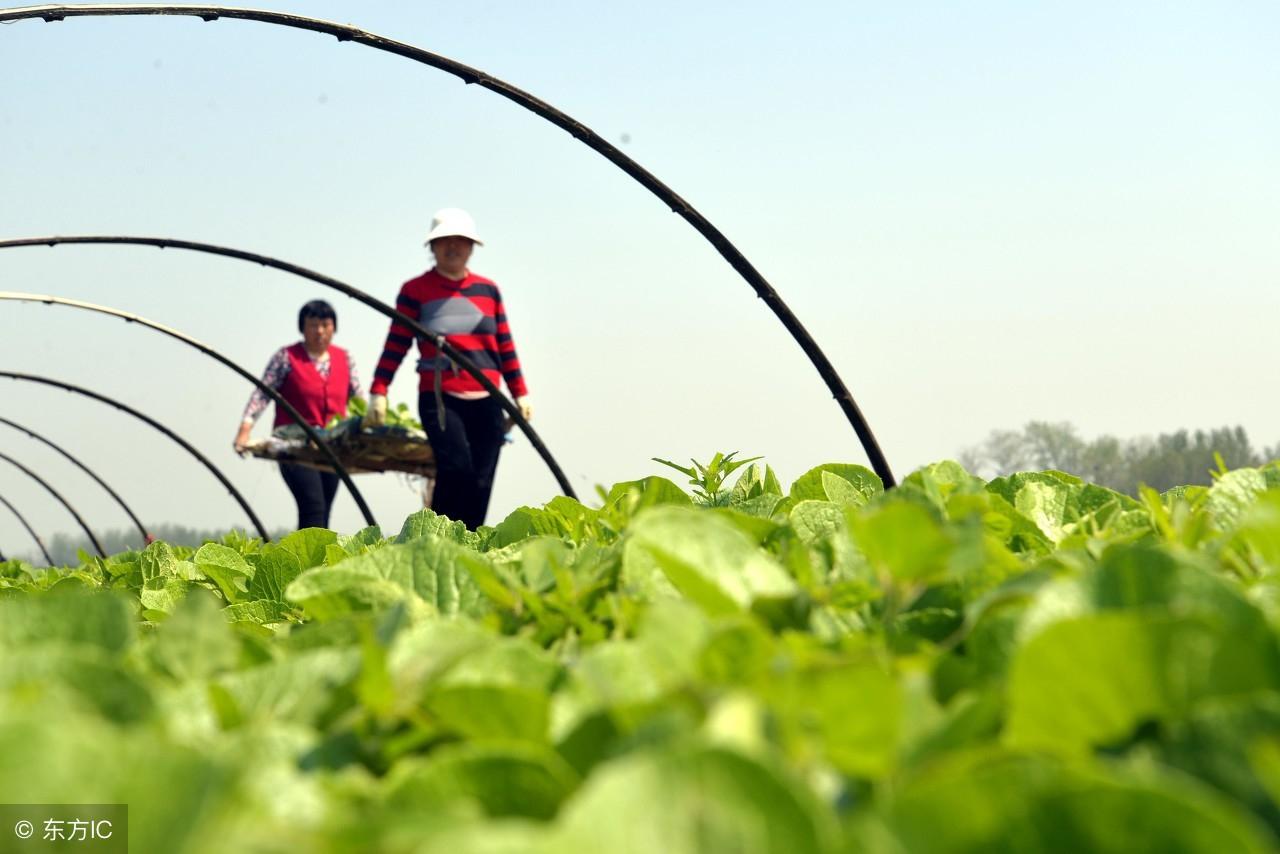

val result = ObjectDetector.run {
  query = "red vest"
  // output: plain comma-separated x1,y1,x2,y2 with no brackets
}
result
274,343,351,428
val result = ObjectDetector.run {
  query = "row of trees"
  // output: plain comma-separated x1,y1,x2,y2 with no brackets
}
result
6,424,1274,563
959,422,1278,495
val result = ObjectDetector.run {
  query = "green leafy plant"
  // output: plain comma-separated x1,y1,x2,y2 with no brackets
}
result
325,397,424,431
651,451,763,506
2,454,1279,853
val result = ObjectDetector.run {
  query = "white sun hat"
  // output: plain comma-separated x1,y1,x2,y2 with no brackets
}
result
423,207,484,246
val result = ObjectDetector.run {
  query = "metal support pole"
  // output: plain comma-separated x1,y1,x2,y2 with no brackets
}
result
0,371,271,541
0,414,152,545
0,292,378,529
0,238,579,498
0,450,106,557
0,491,54,565
0,3,894,486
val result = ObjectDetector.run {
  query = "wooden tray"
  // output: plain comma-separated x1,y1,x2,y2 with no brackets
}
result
246,420,435,477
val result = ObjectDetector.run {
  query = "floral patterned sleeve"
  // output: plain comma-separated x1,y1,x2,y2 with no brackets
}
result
240,347,291,423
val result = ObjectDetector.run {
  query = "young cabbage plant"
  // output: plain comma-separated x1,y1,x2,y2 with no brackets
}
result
652,451,763,506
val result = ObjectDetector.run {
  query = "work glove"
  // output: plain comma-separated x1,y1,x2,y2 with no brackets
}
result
505,396,533,433
363,394,388,428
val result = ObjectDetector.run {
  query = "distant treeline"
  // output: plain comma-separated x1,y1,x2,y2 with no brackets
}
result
959,422,1278,495
8,423,1275,563
7,523,292,567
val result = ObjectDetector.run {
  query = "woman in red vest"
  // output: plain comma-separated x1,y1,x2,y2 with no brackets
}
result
233,300,364,530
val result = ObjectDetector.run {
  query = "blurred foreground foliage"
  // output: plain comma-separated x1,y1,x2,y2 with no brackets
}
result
4,456,1280,853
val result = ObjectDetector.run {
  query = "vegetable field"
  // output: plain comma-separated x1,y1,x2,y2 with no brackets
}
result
3,456,1280,853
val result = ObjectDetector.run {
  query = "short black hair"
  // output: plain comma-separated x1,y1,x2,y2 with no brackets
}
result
298,299,337,333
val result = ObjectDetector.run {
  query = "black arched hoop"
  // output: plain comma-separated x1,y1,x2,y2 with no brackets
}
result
0,371,270,540
0,291,378,528
0,414,151,545
0,237,577,498
0,4,895,487
0,449,106,557
0,491,55,566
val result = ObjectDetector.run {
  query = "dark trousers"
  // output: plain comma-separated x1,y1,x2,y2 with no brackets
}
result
420,392,505,530
279,462,340,530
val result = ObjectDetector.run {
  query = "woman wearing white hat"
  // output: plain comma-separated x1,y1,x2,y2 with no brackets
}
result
364,208,532,529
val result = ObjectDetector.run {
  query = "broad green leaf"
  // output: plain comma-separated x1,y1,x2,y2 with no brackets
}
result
903,690,1004,767
277,528,339,570
139,540,180,582
788,463,882,504
847,500,953,582
330,814,546,854
388,620,496,697
488,536,567,594
874,751,1276,854
1250,732,1280,818
619,538,681,602
387,743,579,820
730,462,785,501
700,619,776,686
223,599,294,626
709,506,782,544
1091,544,1273,635
1007,612,1170,754
212,647,360,728
729,493,785,520
604,476,693,509
286,537,488,620
148,591,238,681
428,685,550,742
1082,546,1280,695
551,745,831,854
0,712,233,854
1002,605,1280,756
902,460,986,509
340,525,384,551
1158,693,1280,829
767,660,902,777
438,637,561,693
0,591,134,653
551,640,686,741
193,542,255,604
626,506,796,615
397,509,475,546
1003,478,1073,543
981,492,1053,554
551,605,711,751
789,500,845,544
139,576,191,617
489,507,566,548
820,470,867,506
1208,468,1268,530
246,545,304,603
545,496,603,535
635,599,715,687
0,648,155,724
285,567,414,621
984,471,1139,543
427,639,562,740
1234,490,1280,574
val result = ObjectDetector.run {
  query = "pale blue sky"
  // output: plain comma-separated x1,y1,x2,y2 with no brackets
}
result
2,1,1278,549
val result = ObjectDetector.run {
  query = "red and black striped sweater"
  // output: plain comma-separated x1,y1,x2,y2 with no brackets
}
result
369,268,528,399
